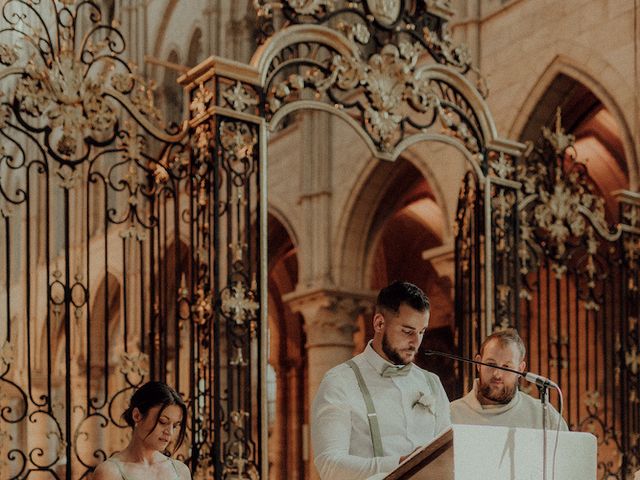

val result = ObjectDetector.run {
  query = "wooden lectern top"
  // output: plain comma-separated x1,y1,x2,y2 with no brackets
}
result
384,428,453,480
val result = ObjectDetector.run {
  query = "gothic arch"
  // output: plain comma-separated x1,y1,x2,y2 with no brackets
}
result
266,213,304,480
333,151,459,394
187,27,205,67
400,141,471,241
509,54,638,189
268,204,299,261
88,273,122,373
161,49,184,124
335,152,451,289
267,212,300,355
151,0,181,64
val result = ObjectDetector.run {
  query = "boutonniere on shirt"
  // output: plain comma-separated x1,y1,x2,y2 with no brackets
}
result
413,391,435,413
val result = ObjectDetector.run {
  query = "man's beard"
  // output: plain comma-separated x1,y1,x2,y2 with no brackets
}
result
478,378,518,404
382,333,412,365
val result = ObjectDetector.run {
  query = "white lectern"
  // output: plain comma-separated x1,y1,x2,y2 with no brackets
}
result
382,425,597,480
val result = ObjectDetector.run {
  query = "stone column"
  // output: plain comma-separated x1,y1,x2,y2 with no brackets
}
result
298,109,333,289
286,289,372,400
284,359,303,480
284,288,374,480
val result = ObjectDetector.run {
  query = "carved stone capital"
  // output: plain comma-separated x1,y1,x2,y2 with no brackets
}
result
283,288,375,349
422,242,454,278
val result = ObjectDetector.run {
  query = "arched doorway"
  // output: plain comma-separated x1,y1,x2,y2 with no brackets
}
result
266,213,305,480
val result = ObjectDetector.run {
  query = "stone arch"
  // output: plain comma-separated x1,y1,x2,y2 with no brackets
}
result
364,170,445,286
509,54,638,190
161,49,184,125
187,26,205,67
335,138,476,290
400,141,472,242
267,204,299,260
150,0,180,64
88,273,122,374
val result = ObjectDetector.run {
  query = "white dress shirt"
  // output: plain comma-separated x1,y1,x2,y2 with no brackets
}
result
311,342,451,480
451,379,568,431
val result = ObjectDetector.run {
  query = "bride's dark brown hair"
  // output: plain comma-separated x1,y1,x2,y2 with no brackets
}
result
122,381,187,453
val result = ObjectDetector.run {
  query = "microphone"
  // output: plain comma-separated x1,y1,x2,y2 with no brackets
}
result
423,349,559,389
523,372,558,389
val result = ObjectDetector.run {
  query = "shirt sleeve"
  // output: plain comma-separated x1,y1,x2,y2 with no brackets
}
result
311,370,401,480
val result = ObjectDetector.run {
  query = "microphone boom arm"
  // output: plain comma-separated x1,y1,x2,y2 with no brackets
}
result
423,349,558,388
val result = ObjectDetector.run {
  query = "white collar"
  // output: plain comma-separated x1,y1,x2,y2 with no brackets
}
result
362,340,412,376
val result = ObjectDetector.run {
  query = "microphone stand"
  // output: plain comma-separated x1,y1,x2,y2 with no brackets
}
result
424,349,558,480
539,383,549,480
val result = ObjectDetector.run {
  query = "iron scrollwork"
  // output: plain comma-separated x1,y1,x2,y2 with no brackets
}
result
619,192,640,477
518,115,619,304
487,150,520,332
216,116,261,480
184,59,264,477
0,1,193,479
255,0,471,74
515,112,637,480
254,0,487,158
454,170,481,395
454,107,640,479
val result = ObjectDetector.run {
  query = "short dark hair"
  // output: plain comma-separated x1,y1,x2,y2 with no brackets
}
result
479,328,526,362
122,381,188,454
375,281,430,315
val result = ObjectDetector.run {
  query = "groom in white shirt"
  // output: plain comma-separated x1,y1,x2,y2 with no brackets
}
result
311,281,451,480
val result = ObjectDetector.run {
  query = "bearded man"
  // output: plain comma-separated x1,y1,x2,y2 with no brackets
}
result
450,328,568,431
311,281,451,480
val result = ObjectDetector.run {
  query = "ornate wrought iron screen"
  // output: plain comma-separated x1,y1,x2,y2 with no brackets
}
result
0,1,265,479
454,153,521,397
454,115,640,479
250,0,522,412
181,67,267,480
0,0,530,479
517,125,640,479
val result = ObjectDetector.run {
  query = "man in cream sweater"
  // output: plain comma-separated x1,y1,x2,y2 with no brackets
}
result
450,329,567,431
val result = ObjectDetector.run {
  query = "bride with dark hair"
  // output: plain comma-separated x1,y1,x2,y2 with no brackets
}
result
93,381,191,480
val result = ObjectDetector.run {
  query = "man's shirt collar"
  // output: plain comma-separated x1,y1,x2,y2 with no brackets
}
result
363,340,413,377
